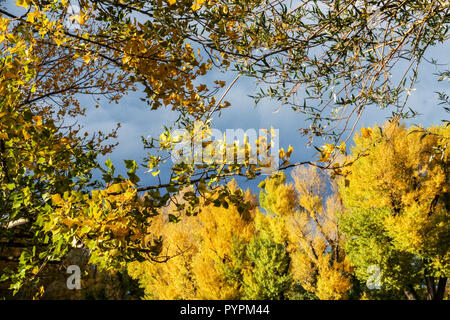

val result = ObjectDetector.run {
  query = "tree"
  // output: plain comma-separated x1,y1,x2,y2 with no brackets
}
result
56,1,450,145
204,0,449,143
339,122,449,300
242,236,292,300
1,0,448,298
128,179,314,300
8,1,448,162
0,13,115,295
127,181,258,300
258,169,354,300
190,182,256,300
0,0,269,295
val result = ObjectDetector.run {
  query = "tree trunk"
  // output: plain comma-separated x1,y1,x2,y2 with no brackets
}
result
426,276,436,300
435,277,447,300
406,277,447,300
404,285,419,300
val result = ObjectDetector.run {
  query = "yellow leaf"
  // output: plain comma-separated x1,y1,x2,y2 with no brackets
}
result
51,194,64,206
110,225,129,238
105,182,128,194
361,127,372,139
167,0,176,5
82,54,91,64
0,131,8,139
62,217,77,228
286,145,294,158
54,38,65,47
215,80,226,87
191,0,206,11
27,10,40,23
15,0,29,9
318,143,335,162
70,14,86,25
152,170,160,176
22,128,30,140
33,116,42,126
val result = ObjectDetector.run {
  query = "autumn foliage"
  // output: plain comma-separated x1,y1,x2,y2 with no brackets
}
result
0,1,448,300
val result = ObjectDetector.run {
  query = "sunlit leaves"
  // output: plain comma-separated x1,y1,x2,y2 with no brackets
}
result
16,0,31,9
260,169,353,299
339,122,449,298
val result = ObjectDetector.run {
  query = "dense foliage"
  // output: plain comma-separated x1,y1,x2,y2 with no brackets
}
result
0,1,448,299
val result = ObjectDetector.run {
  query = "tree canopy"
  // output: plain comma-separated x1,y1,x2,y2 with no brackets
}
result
339,122,449,300
0,0,448,299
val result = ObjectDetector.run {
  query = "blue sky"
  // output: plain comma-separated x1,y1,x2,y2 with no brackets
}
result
81,38,449,192
4,1,449,193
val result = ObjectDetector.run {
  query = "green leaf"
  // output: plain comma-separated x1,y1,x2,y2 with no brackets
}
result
105,158,114,170
124,159,137,173
168,214,180,223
